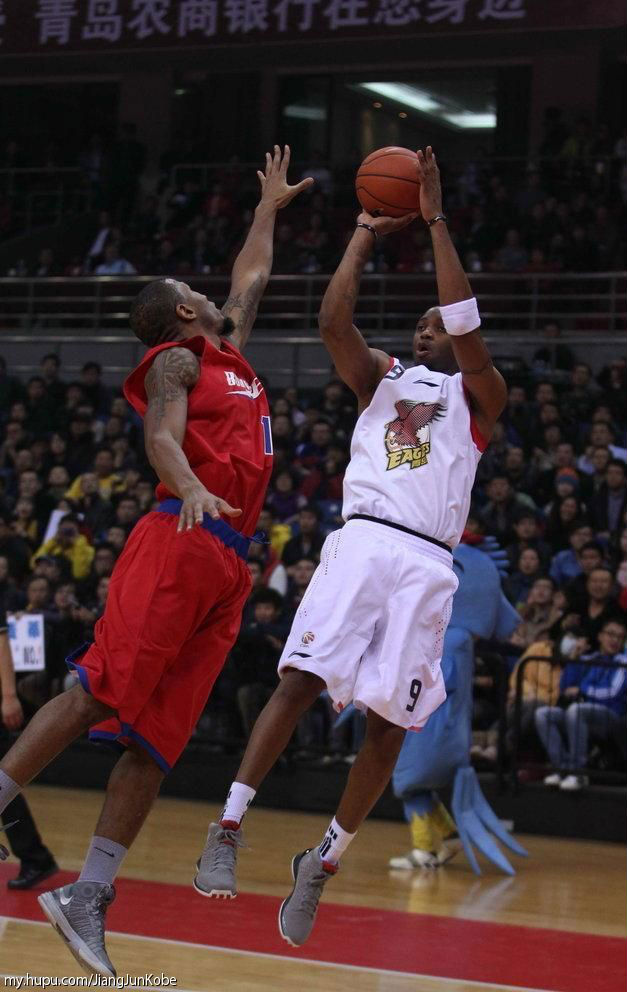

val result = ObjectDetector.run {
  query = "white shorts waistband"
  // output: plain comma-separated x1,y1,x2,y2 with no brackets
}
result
343,517,453,569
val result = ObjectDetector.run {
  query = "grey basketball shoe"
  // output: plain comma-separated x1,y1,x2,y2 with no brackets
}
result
278,848,338,947
38,881,116,977
194,820,245,899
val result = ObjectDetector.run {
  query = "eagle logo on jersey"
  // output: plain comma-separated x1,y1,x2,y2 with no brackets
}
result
384,400,445,470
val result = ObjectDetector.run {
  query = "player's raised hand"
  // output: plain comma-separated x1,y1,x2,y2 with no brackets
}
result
356,208,418,237
257,144,314,210
178,484,242,532
416,146,443,221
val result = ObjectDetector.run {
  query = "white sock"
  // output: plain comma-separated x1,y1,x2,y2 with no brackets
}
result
221,782,256,825
318,816,356,864
79,835,128,885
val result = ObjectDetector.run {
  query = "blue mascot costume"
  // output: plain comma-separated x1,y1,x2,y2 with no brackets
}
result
389,542,528,875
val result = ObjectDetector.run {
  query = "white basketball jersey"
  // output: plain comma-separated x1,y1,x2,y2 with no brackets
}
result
342,360,485,548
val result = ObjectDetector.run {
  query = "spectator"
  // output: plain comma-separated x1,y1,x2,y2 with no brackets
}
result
112,494,140,532
532,321,575,372
550,522,595,585
535,441,578,505
479,476,535,546
229,589,287,736
266,469,303,521
79,362,110,416
32,514,95,582
580,422,627,467
105,525,128,555
66,448,125,503
0,356,24,414
24,377,54,437
535,619,627,790
257,506,291,559
65,415,97,476
511,577,563,649
493,229,528,271
506,511,551,570
247,541,288,597
564,542,606,612
0,554,21,612
47,466,71,504
545,495,588,552
281,506,325,569
561,567,622,645
590,460,627,539
246,559,265,592
11,498,40,549
504,547,543,608
285,556,316,612
65,472,113,539
77,543,117,601
0,514,31,582
295,419,334,469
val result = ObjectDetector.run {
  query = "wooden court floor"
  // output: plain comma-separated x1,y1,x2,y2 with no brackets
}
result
0,785,624,991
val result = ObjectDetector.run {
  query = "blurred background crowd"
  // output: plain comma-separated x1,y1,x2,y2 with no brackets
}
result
0,349,625,775
4,113,627,279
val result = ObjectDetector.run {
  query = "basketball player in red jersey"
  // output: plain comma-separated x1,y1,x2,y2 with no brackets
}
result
0,146,312,978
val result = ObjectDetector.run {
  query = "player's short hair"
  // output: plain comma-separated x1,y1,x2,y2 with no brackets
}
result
129,279,185,347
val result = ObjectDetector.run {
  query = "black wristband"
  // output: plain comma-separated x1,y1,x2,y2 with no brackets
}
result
427,213,447,227
356,222,377,240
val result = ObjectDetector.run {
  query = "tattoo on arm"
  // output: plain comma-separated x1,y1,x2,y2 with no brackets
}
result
145,348,200,427
222,273,265,344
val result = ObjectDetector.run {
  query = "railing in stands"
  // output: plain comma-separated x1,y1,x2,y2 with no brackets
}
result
1,272,625,333
0,273,624,385
0,167,94,235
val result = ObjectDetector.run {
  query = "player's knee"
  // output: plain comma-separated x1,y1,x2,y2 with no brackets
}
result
276,669,325,709
366,712,406,759
125,742,166,782
68,683,114,726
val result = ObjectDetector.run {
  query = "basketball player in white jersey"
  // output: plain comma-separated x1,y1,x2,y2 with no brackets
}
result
194,146,507,945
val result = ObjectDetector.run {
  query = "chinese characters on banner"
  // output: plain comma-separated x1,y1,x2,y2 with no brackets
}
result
7,614,46,673
8,0,526,49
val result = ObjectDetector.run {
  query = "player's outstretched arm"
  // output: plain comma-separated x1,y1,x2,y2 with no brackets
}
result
223,144,313,352
318,211,415,406
144,348,242,532
417,147,507,440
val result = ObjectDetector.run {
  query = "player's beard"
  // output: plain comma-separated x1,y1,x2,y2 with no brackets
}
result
220,315,236,337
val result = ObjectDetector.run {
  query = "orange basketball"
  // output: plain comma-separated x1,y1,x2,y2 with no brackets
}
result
355,146,420,218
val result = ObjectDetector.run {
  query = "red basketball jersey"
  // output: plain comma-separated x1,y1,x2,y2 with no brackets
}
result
124,335,273,536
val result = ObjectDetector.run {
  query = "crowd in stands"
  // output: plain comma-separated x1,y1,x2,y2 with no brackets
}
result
0,350,624,785
4,112,626,278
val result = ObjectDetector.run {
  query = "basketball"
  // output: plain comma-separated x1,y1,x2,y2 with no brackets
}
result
355,146,420,218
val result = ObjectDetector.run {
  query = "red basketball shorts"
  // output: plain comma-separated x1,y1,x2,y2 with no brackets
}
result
67,511,251,772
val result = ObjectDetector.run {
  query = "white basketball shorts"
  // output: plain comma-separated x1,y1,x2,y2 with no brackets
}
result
278,517,458,730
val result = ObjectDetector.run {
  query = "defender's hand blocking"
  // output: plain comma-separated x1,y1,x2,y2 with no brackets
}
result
416,147,443,221
356,209,418,237
178,485,242,532
258,144,314,210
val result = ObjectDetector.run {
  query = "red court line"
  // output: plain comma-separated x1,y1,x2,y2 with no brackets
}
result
1,865,624,992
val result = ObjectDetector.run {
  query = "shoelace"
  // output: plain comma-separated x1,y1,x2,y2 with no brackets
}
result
299,868,330,916
74,887,114,947
208,827,246,870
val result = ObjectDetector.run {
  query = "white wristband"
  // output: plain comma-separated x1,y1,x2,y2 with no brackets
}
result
439,297,480,336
